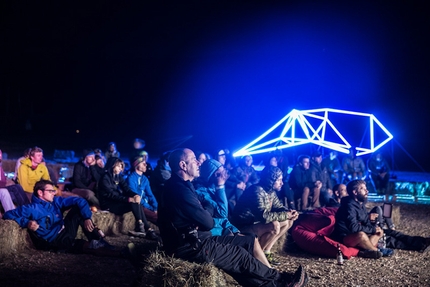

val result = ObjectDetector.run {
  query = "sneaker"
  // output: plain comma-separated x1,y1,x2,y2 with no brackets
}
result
88,239,110,250
128,230,146,238
357,249,383,259
378,248,394,257
266,252,281,266
136,222,146,233
286,265,308,287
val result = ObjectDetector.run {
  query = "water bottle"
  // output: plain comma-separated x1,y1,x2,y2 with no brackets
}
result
337,243,344,265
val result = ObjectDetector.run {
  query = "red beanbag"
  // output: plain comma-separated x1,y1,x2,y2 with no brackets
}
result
291,208,359,259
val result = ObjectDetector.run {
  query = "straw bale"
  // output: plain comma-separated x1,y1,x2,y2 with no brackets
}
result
76,211,159,239
0,219,33,256
138,251,239,287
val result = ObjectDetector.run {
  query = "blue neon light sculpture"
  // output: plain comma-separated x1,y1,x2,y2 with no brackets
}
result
233,108,393,157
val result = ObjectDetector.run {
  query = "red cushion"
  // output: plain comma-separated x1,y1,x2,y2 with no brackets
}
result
291,210,359,259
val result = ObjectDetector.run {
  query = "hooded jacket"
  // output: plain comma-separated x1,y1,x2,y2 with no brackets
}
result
98,157,135,209
193,159,239,236
18,158,50,194
4,194,91,242
232,166,289,227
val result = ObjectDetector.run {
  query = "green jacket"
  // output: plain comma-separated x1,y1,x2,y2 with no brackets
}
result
232,185,289,226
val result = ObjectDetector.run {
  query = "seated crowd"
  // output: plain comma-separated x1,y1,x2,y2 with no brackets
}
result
1,143,429,287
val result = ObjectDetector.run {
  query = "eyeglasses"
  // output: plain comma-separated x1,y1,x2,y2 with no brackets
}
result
44,189,56,194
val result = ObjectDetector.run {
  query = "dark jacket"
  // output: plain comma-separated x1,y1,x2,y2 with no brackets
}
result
332,196,376,241
72,161,101,190
4,195,91,242
309,160,332,191
288,165,313,192
158,173,214,255
98,157,136,209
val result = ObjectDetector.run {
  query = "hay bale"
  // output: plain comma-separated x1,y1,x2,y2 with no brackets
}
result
0,219,33,256
138,251,238,287
76,211,158,239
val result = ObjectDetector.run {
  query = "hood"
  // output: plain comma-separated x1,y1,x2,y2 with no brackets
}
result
20,157,32,167
199,159,222,183
105,157,122,175
259,166,282,192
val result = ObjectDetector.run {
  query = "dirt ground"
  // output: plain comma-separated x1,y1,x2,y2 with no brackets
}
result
1,202,430,287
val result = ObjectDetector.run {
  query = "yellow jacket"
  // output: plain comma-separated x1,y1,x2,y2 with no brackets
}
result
18,158,51,194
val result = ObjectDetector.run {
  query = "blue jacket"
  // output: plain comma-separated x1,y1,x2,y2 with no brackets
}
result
193,159,239,236
127,171,158,211
4,195,92,242
194,182,240,236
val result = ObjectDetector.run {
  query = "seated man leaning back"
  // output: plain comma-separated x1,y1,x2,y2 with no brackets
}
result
157,148,308,287
3,180,126,256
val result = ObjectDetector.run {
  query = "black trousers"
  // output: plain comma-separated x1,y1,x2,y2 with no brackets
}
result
385,229,427,251
175,234,281,287
103,201,150,230
28,206,98,253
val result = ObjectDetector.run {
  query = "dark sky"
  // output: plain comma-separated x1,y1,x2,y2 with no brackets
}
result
1,1,430,171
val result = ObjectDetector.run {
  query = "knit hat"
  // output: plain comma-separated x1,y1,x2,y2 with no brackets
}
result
132,156,145,168
199,159,222,183
84,149,95,158
259,166,283,192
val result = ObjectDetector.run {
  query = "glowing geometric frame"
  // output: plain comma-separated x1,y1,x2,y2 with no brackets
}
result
233,108,393,157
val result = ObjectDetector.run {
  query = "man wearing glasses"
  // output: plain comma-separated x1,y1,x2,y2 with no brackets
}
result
3,180,124,256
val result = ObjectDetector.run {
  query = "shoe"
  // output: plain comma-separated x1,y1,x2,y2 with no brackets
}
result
128,230,146,238
286,265,308,287
378,248,394,257
420,238,430,253
88,239,111,250
357,249,383,259
136,222,146,233
266,252,281,266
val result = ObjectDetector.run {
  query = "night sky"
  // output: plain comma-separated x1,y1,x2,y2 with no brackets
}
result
1,1,430,172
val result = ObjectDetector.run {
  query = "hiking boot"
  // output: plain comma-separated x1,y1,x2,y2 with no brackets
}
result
378,248,395,257
266,252,281,266
286,265,308,287
358,249,383,259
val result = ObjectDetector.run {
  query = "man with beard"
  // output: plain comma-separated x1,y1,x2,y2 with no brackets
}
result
232,166,299,265
331,180,394,259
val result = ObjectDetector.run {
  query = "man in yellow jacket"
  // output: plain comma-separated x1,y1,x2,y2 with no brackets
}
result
18,146,51,202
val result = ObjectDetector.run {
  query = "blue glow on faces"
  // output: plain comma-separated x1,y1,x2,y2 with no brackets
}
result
233,108,393,157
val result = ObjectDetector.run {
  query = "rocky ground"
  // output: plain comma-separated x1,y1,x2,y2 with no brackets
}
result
1,202,429,287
